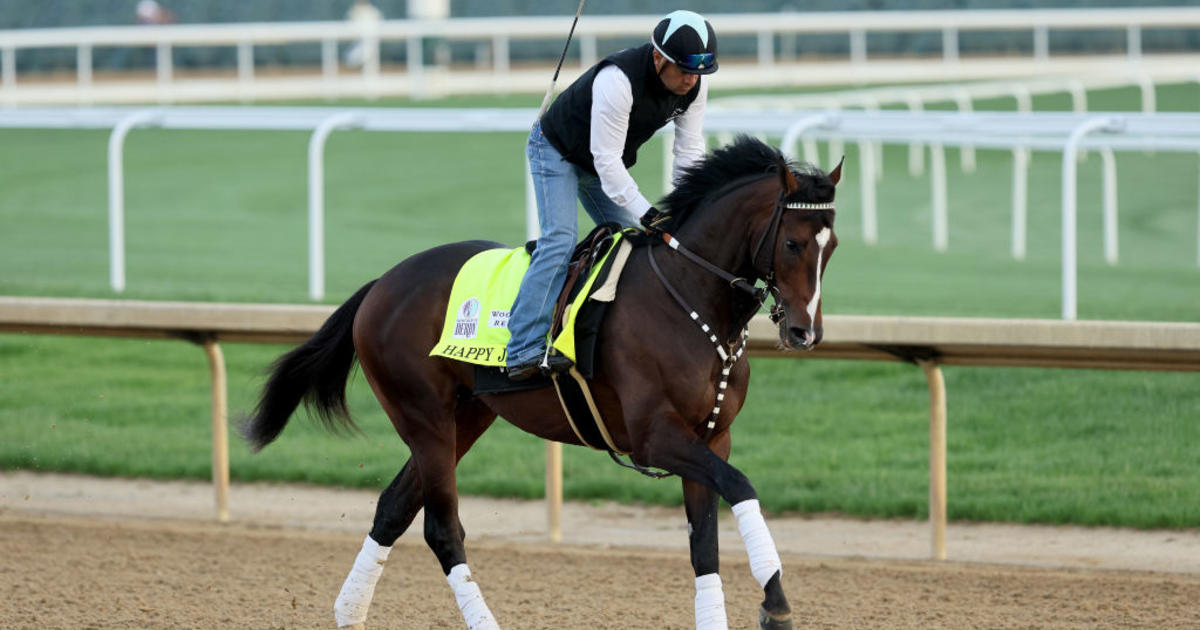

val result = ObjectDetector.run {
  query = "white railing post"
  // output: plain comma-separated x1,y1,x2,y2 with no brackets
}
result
1101,148,1119,265
1062,117,1123,320
906,92,925,177
77,43,93,91
493,34,510,91
931,143,948,252
0,45,13,107
1011,147,1029,261
237,40,254,103
156,41,173,104
407,34,425,99
942,26,958,64
581,35,597,68
860,95,884,181
859,140,878,245
321,38,338,99
1127,24,1142,64
107,109,163,294
802,137,820,166
307,112,364,302
954,89,976,173
1068,80,1088,113
1,45,13,89
363,23,381,100
1137,73,1156,114
1011,84,1032,113
758,30,775,68
849,29,867,65
1034,25,1049,62
825,99,845,174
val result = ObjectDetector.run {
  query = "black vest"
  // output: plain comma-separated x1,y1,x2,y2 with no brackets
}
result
540,43,700,175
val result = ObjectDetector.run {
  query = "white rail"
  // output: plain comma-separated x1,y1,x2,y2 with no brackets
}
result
2,8,1200,104
3,106,1199,317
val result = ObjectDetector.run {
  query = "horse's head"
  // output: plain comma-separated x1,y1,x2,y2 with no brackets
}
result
752,157,842,351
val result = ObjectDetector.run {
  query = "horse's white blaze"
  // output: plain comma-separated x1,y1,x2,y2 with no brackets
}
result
694,573,729,630
804,227,832,326
447,564,501,630
334,535,391,628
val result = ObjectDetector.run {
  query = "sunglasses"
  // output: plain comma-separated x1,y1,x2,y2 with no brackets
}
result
676,52,714,72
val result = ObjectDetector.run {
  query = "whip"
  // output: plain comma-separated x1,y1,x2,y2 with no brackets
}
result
535,0,587,121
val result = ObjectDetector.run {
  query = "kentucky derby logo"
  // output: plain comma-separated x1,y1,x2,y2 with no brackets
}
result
454,297,481,339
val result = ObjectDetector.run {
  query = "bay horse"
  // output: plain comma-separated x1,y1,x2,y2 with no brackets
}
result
242,136,841,630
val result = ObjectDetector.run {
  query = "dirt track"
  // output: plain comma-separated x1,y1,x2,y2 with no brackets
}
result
3,473,1200,629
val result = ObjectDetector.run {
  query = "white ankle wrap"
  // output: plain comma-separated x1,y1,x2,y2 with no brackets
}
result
334,535,392,628
694,573,728,630
731,499,782,589
447,564,501,630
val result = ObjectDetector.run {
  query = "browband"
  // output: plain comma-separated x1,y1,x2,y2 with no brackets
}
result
785,201,835,210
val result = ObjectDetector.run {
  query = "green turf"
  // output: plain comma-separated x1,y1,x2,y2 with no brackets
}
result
1,83,1197,528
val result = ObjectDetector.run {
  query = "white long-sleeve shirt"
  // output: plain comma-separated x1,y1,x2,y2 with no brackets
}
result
588,64,708,219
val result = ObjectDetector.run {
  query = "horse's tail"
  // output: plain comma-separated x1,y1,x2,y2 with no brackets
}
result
240,280,377,452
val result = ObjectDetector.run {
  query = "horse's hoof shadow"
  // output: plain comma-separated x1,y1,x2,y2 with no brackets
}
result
758,606,793,630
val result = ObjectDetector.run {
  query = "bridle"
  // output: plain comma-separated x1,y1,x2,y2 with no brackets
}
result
650,185,836,336
751,189,837,324
620,183,833,478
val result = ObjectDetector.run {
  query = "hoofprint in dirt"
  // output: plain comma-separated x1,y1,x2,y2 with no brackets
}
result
2,512,1200,630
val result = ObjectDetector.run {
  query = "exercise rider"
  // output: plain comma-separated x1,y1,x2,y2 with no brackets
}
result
506,9,719,380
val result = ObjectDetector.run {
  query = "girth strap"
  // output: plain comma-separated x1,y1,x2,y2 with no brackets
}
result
550,366,624,453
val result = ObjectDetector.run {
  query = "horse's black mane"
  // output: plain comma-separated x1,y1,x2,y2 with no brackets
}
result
657,135,834,230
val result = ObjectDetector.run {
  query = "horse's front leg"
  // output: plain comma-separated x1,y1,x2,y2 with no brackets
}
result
640,432,791,630
683,477,727,630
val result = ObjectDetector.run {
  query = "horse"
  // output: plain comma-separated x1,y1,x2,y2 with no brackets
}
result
241,135,841,630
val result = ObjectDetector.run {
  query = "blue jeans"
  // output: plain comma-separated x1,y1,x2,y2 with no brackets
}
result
506,122,637,367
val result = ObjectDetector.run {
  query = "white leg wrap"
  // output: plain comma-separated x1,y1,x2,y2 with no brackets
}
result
447,564,501,630
694,573,728,630
334,535,392,628
731,499,782,589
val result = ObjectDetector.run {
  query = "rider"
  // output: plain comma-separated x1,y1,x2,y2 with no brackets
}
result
506,9,719,381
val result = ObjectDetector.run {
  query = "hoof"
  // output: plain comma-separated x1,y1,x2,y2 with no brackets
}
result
758,606,793,630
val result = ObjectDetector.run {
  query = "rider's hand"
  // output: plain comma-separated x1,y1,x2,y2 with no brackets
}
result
640,207,668,233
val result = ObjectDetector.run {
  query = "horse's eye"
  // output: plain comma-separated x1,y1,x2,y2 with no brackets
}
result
785,240,804,253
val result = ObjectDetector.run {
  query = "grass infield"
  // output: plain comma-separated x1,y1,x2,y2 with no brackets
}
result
1,83,1197,528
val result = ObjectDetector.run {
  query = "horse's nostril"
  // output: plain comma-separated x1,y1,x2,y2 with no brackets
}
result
789,327,814,346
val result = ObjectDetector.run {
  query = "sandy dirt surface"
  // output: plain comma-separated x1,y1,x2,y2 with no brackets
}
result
2,472,1199,629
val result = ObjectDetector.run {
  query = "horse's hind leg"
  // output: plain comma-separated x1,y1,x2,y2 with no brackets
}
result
334,393,497,629
412,406,502,630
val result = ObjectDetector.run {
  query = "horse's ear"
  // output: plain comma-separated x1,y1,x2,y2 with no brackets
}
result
828,156,845,186
778,157,799,194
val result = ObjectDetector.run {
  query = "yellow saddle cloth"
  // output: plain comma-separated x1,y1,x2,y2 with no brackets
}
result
429,233,631,367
